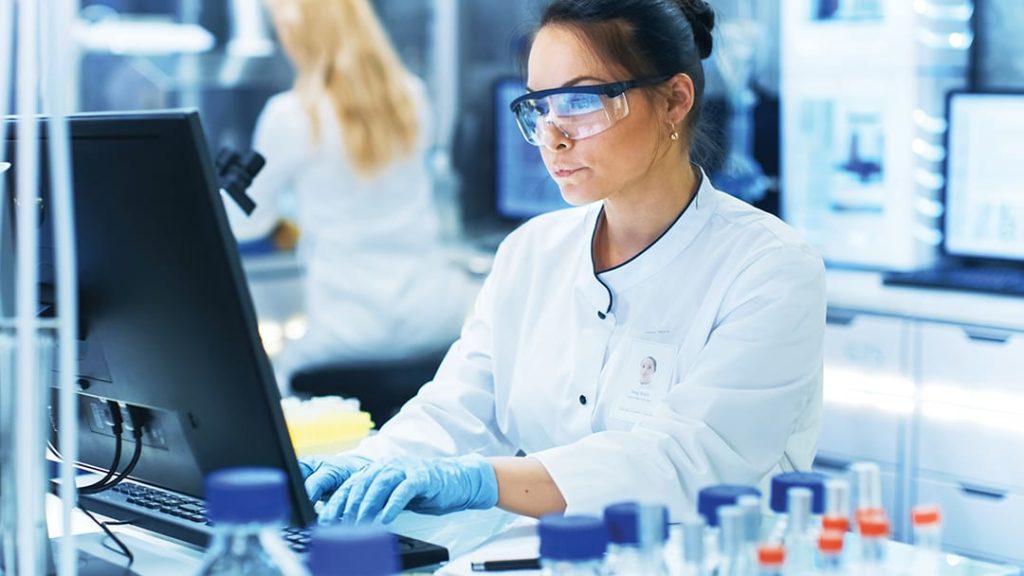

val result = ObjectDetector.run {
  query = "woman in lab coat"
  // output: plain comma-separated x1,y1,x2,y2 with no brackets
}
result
302,0,826,525
227,0,473,388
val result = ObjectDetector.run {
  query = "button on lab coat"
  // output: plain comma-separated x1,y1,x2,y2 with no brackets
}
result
352,172,826,520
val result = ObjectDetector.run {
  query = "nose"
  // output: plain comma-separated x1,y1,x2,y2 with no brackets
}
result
539,118,572,152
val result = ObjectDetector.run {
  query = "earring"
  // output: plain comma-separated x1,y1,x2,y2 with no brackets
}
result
670,131,679,141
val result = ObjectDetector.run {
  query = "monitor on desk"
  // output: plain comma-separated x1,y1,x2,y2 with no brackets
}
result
1,111,314,528
493,77,570,221
943,92,1024,264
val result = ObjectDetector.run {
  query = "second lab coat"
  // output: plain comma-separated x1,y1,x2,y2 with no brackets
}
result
351,172,826,520
227,77,473,381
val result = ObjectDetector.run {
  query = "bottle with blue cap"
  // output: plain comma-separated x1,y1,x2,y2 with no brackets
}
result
766,471,826,544
196,467,309,576
307,525,399,576
538,515,607,575
696,484,760,575
603,502,670,575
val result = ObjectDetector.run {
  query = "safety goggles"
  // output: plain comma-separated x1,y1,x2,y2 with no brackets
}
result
509,75,671,146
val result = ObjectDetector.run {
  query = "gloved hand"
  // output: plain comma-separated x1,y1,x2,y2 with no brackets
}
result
319,454,498,525
298,454,371,504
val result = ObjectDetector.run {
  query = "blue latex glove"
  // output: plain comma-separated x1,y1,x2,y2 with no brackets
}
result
298,454,371,504
319,454,498,525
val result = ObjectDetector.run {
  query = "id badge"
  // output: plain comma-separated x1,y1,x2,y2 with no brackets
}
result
611,338,679,423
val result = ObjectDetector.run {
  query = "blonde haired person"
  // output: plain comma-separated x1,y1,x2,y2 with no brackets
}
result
227,0,473,393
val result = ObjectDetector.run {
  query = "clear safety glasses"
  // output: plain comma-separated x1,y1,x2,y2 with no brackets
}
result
509,75,671,146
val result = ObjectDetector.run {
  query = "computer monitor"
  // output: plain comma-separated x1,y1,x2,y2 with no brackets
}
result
943,92,1024,264
493,77,570,221
1,111,314,528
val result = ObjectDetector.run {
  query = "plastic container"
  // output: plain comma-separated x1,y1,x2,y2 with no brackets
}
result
678,515,707,576
538,515,607,576
756,544,785,576
818,530,844,573
696,484,760,574
306,525,399,576
767,472,826,543
736,495,762,571
858,514,889,576
911,504,942,550
910,505,943,576
782,487,818,575
850,462,886,530
716,506,753,576
822,478,851,534
603,502,670,575
195,467,309,576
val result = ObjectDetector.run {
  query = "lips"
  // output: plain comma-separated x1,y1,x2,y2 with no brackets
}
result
553,167,585,178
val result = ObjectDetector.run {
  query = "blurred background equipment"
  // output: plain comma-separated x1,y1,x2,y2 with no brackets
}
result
781,0,974,271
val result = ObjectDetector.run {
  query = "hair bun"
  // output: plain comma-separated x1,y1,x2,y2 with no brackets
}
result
675,0,715,60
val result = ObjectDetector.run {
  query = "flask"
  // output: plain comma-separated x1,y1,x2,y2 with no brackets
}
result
538,515,607,576
307,525,399,576
195,467,308,576
603,502,669,575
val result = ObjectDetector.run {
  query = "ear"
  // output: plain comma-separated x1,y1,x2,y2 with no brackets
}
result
664,73,695,129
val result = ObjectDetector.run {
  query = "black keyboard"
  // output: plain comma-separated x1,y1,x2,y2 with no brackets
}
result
76,481,449,570
883,266,1024,297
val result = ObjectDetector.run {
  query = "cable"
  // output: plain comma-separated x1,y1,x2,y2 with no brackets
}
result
99,425,144,492
79,505,134,567
78,400,125,494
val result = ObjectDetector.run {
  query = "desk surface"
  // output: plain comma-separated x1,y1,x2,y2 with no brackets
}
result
48,494,1019,576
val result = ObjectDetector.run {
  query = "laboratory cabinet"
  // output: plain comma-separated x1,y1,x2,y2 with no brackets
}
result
819,270,1024,566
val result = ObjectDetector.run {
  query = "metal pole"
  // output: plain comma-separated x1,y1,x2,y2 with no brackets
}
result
42,0,80,572
15,0,47,573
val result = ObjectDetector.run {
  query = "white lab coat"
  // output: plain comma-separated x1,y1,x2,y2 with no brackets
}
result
351,172,826,520
226,77,473,381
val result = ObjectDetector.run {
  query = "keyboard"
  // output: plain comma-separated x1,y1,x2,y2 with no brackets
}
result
76,481,449,570
883,266,1024,297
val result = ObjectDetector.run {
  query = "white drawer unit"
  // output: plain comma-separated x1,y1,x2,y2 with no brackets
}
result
918,323,1024,396
916,476,1024,565
917,406,1024,493
824,311,909,377
818,400,904,465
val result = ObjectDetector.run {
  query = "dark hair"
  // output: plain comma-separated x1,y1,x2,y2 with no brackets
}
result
532,0,716,152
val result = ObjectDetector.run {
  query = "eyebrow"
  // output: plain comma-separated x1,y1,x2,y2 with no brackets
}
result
525,75,608,93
